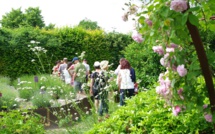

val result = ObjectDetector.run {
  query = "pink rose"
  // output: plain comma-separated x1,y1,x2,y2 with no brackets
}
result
177,64,187,77
170,0,188,12
203,104,208,109
145,18,152,26
152,46,164,55
132,31,144,43
166,47,175,52
173,105,181,116
204,114,212,122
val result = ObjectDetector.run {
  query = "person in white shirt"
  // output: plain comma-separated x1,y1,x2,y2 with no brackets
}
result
117,59,135,106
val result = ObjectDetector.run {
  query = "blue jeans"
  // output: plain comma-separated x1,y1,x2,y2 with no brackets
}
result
74,81,83,93
120,89,134,106
99,98,109,116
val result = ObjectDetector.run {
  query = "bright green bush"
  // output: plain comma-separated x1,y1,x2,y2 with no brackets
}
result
122,42,164,88
0,83,19,110
0,27,132,79
0,110,45,134
87,89,214,134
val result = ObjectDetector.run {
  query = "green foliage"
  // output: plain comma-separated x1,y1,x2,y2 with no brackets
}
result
31,91,51,108
87,89,214,134
78,18,100,30
0,83,19,110
0,8,24,28
0,110,45,134
0,7,45,28
24,7,45,28
0,27,132,79
123,42,164,88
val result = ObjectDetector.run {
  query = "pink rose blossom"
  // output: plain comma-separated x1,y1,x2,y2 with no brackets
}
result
177,64,187,77
152,46,164,55
204,114,212,122
177,88,184,100
132,31,144,43
203,104,208,109
166,47,175,52
129,5,138,14
145,18,152,26
160,53,170,67
170,43,178,48
170,0,188,12
172,106,181,116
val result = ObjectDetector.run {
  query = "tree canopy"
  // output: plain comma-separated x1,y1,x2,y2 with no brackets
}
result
0,7,45,28
78,18,100,30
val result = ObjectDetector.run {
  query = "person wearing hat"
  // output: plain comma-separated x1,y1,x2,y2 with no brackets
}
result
71,57,86,95
98,60,110,119
90,61,101,114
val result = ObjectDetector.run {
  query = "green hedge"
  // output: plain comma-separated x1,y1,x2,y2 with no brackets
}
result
0,27,132,79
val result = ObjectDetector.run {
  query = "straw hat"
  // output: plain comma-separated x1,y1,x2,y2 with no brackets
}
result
100,60,109,70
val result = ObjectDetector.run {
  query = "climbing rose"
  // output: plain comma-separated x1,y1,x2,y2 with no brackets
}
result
145,18,152,26
203,104,208,109
170,0,188,12
177,64,187,77
132,31,144,43
204,114,212,122
152,46,164,55
177,88,184,100
172,106,181,116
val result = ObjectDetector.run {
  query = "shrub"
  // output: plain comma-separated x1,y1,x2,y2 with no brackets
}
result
87,89,214,134
0,110,45,133
0,83,19,110
31,91,51,108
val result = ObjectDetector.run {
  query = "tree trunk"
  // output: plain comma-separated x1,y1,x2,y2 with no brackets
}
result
186,15,215,129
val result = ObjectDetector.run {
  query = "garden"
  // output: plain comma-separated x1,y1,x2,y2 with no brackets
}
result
1,0,215,133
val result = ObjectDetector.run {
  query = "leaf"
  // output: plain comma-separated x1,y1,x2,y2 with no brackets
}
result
187,7,200,12
182,13,188,25
138,16,145,24
188,14,199,26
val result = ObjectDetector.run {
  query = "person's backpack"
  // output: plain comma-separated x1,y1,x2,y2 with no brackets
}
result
92,71,106,96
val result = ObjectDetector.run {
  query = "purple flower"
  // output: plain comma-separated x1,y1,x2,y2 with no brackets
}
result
172,106,181,116
170,0,188,12
132,31,144,43
34,76,38,83
204,114,212,122
166,47,175,52
145,18,152,26
177,64,187,77
170,43,178,48
152,46,164,55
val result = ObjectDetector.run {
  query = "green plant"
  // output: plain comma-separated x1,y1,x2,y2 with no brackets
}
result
31,91,51,108
0,110,45,134
0,83,19,110
87,89,214,134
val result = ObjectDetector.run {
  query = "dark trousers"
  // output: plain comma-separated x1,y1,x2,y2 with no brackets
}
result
120,89,134,106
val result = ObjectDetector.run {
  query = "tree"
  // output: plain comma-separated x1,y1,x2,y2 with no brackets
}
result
78,18,100,30
24,7,45,28
0,7,45,28
0,8,24,28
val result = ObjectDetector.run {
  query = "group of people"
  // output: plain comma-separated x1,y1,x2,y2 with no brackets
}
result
52,57,137,121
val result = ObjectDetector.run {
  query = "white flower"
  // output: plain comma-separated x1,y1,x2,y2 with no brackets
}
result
86,111,89,114
75,117,79,120
30,40,36,44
